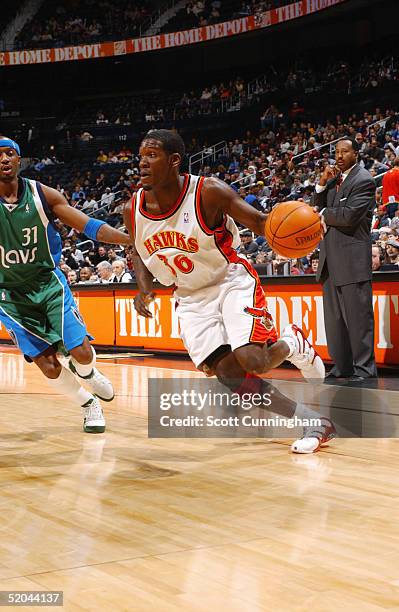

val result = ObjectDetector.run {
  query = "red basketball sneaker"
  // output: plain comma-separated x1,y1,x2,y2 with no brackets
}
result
281,324,325,381
291,417,336,454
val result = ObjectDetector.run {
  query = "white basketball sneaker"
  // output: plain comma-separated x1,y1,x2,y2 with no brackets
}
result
82,397,106,434
291,417,336,454
69,361,114,402
281,324,325,381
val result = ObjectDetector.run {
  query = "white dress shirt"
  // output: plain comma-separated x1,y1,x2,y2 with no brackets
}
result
110,272,133,283
316,164,357,217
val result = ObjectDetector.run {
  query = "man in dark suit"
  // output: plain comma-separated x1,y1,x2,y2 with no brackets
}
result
313,137,377,380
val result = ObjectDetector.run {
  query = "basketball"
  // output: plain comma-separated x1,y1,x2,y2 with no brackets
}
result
264,201,322,258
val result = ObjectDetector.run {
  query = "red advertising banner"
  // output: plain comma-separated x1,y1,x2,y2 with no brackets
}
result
1,278,397,366
0,0,346,67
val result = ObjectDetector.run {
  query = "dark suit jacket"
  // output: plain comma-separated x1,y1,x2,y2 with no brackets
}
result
313,164,375,286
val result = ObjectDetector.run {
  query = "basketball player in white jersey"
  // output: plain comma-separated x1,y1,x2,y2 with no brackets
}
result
124,130,335,453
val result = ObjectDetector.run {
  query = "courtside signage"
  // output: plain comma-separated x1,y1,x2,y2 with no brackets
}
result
0,0,346,66
1,277,396,364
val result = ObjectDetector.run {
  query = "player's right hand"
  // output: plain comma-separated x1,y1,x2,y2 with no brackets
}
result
134,292,155,318
319,164,339,186
313,207,327,238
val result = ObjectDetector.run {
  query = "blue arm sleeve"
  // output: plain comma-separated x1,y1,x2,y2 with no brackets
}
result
83,218,106,240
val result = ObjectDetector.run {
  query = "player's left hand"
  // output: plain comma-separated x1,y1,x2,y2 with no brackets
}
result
134,292,155,318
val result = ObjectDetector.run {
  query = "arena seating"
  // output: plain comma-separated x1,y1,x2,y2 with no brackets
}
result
14,0,155,49
19,96,399,283
11,0,295,49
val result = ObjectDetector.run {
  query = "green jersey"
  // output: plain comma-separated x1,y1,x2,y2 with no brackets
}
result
0,178,62,288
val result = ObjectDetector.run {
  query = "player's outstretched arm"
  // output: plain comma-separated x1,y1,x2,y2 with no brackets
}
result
201,177,267,236
41,184,132,245
123,198,155,318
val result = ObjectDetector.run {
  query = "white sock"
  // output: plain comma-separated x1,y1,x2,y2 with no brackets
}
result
45,366,93,406
71,346,96,378
281,336,297,358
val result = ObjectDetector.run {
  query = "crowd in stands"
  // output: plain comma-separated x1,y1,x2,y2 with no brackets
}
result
27,99,399,285
160,0,279,34
14,0,153,49
57,53,397,134
173,54,398,120
60,241,136,285
10,0,292,50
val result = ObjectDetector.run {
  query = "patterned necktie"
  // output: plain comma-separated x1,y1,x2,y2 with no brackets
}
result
336,173,343,191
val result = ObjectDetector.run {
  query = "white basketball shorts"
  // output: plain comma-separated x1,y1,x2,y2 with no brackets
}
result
175,261,277,367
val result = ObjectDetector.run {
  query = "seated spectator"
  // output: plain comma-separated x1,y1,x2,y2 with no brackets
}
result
305,253,320,274
78,266,95,283
93,246,109,266
390,209,399,231
100,187,115,208
105,200,126,228
110,259,133,283
69,243,84,266
108,248,123,263
239,231,258,258
84,249,97,267
289,258,304,275
67,270,78,285
372,244,384,272
245,185,263,211
96,261,113,283
381,239,399,270
96,111,109,125
63,243,80,270
192,0,205,17
97,150,108,164
242,165,257,187
117,147,132,161
255,251,270,265
379,227,394,243
81,193,98,213
273,254,290,276
372,202,390,229
232,139,243,156
256,181,270,200
79,131,93,142
288,176,304,199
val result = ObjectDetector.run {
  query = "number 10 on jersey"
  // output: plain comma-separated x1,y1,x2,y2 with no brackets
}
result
156,253,194,276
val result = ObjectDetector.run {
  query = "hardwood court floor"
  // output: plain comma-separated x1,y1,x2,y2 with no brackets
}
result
0,349,399,611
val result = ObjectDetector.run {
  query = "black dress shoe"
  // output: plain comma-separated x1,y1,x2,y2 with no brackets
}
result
326,371,354,379
346,375,366,383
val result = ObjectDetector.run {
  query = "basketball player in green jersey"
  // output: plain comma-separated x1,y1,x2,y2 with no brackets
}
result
0,137,131,433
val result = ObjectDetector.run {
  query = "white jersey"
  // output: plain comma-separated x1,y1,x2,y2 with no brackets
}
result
133,174,241,296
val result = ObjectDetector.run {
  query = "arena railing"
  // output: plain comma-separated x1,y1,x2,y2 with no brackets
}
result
229,141,331,189
291,115,389,164
84,190,123,219
189,141,228,174
291,136,348,163
232,163,391,192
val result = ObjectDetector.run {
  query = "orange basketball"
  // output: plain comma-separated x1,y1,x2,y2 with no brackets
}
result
264,201,322,258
